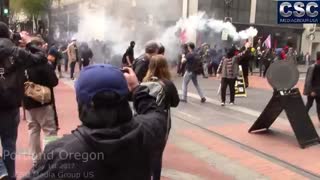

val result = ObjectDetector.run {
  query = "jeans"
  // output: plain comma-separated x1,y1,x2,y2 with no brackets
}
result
0,108,20,180
221,78,236,103
306,96,320,121
182,71,205,100
70,61,77,79
202,62,208,77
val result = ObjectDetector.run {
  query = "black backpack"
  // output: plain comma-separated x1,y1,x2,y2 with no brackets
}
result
0,55,24,109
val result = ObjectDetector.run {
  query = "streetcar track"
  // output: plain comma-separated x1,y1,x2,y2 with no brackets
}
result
172,112,320,180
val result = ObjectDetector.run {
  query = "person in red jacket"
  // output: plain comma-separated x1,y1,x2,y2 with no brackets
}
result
281,46,289,60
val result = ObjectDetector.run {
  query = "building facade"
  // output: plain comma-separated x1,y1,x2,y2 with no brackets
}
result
185,0,318,60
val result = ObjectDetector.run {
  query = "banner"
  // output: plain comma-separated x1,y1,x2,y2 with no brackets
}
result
235,66,247,97
263,34,272,49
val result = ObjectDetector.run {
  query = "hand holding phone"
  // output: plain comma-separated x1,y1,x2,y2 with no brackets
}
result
122,67,139,92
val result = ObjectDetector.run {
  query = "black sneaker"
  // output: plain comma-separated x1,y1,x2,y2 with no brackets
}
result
180,99,187,103
201,97,206,103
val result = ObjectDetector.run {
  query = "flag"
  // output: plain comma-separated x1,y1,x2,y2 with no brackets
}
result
263,35,272,49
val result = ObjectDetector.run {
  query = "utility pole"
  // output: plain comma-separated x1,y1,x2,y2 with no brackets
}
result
224,0,233,19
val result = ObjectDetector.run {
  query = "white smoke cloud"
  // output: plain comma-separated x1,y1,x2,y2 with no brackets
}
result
67,2,258,65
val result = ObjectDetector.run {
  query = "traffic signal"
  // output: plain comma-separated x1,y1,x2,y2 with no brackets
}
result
3,0,9,16
3,8,8,16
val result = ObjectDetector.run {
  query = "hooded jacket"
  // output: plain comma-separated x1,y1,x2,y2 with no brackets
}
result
22,86,167,180
23,62,59,110
0,38,47,110
304,63,320,96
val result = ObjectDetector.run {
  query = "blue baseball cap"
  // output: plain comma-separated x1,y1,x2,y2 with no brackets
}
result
75,64,129,106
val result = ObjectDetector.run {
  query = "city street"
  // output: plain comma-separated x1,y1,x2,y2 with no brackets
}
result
14,71,320,180
1,0,320,179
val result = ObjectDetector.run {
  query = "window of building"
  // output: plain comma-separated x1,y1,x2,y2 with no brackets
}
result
198,0,250,23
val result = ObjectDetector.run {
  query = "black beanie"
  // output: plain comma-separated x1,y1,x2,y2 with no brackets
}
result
0,22,10,38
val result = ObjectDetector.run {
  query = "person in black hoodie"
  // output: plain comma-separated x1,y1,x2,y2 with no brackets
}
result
143,55,180,180
80,42,93,68
23,37,59,166
0,22,48,180
22,65,167,180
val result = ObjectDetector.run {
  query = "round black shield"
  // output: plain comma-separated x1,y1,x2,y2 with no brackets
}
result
266,60,299,90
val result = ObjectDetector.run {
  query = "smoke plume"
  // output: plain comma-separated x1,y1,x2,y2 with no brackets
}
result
60,1,258,65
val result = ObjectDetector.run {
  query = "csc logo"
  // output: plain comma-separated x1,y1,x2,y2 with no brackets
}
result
278,1,320,23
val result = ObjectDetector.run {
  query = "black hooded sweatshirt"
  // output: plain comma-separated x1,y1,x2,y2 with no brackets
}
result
22,86,167,180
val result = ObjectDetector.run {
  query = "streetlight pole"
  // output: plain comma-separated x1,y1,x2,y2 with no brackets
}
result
224,0,233,19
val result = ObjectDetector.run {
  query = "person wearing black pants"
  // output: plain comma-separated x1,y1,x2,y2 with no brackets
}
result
220,78,236,104
306,96,320,119
70,61,77,79
217,47,244,106
304,52,320,124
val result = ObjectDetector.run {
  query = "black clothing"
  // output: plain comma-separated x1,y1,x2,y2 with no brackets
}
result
122,46,134,65
23,62,59,110
0,22,10,38
305,64,320,123
305,64,320,96
162,79,180,110
134,55,149,82
81,48,93,68
240,51,250,88
0,38,47,110
152,80,179,180
312,65,320,94
306,96,320,122
70,61,76,79
221,78,236,103
185,52,195,72
23,86,167,180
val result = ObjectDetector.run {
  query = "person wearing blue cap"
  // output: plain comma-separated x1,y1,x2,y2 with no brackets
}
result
23,65,167,180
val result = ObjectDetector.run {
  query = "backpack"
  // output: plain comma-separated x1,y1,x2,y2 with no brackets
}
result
140,77,166,107
0,55,24,109
191,53,203,75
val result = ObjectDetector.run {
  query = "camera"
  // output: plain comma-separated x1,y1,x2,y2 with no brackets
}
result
10,31,21,45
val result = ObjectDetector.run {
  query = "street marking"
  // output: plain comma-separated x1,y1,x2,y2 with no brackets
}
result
178,90,285,121
161,168,204,180
170,135,268,180
172,111,320,179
